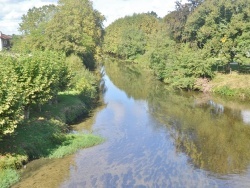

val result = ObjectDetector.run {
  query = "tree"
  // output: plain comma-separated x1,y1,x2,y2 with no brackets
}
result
103,13,160,59
45,0,104,68
15,5,57,51
183,0,250,65
0,56,23,135
118,29,146,60
19,5,57,35
164,1,199,42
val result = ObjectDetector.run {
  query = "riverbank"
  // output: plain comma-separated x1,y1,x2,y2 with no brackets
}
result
195,72,250,100
106,58,250,101
0,78,104,188
0,91,104,188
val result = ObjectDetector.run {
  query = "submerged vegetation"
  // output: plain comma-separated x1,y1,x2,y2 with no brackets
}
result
103,0,250,94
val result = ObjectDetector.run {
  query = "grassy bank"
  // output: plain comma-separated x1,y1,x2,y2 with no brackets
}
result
0,53,104,188
209,72,250,100
0,91,104,188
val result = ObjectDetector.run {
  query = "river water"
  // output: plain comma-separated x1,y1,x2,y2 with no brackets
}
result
14,62,250,188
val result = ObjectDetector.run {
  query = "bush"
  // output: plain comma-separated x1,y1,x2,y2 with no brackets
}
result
0,51,71,135
213,86,237,96
66,54,98,107
0,169,19,188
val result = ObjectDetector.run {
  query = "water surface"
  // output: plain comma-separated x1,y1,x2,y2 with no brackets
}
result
15,62,250,188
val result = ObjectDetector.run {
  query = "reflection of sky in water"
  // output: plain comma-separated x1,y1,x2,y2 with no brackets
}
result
208,99,250,125
61,73,250,188
241,110,250,124
14,67,250,187
61,74,219,188
208,100,224,113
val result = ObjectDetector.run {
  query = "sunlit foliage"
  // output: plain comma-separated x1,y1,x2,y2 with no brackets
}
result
103,0,250,89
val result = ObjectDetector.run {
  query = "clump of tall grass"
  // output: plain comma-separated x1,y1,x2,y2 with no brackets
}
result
0,169,19,188
49,134,104,158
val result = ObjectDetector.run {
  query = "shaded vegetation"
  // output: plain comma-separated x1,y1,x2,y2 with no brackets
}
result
0,61,103,186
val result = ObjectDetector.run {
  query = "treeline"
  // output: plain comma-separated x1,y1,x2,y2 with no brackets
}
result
13,0,104,68
103,0,250,89
0,0,104,136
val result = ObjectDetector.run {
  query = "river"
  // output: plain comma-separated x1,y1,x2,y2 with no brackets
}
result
14,62,250,188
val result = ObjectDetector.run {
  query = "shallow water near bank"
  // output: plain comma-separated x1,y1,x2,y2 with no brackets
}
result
14,62,250,187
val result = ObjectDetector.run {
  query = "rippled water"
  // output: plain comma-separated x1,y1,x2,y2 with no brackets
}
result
15,62,250,188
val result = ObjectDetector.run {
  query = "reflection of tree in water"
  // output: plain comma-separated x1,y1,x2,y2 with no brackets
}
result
104,61,250,175
104,59,159,101
148,90,250,174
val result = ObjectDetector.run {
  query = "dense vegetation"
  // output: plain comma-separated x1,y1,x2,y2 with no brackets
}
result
0,0,104,187
1,0,250,186
13,0,104,68
103,0,250,91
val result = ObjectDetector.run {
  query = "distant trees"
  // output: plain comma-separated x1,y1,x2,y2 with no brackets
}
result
14,0,105,68
16,5,57,51
103,0,250,89
46,0,104,59
103,13,160,60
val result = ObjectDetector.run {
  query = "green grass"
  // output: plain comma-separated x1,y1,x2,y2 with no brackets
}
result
0,90,103,187
0,169,19,188
38,92,88,124
209,72,250,100
49,133,104,158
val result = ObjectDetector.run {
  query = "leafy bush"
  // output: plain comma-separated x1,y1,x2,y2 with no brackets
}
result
0,169,19,188
213,86,237,96
0,51,71,135
66,54,98,106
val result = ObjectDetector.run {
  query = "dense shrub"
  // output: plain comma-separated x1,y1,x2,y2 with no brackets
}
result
0,51,70,135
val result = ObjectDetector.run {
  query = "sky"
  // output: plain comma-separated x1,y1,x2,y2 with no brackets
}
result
0,0,188,35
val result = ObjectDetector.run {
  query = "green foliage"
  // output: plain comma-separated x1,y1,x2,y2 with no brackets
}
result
0,169,19,188
0,89,102,170
19,5,57,35
103,0,250,90
14,0,105,69
213,86,237,96
103,13,160,58
65,54,98,107
118,28,146,60
149,41,215,89
15,5,57,52
48,134,104,158
17,51,70,108
0,51,70,135
45,0,104,67
0,154,28,170
183,0,250,64
0,55,24,134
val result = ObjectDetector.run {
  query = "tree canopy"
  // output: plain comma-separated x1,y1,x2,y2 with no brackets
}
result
14,0,105,68
103,0,250,89
103,13,160,60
